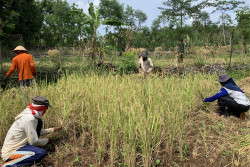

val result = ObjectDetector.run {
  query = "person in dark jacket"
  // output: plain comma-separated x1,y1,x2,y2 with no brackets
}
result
203,74,250,120
177,38,185,63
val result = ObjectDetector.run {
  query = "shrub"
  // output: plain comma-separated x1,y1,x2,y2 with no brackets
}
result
118,52,137,74
48,49,60,60
47,49,61,70
194,54,205,66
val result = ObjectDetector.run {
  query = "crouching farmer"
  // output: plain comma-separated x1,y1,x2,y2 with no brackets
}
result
139,51,153,78
1,96,62,167
203,74,250,120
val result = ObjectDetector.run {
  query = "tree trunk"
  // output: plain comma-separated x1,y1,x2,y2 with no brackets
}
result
0,40,2,73
181,14,183,29
229,32,233,67
92,29,97,64
221,13,226,46
243,36,247,54
222,23,226,46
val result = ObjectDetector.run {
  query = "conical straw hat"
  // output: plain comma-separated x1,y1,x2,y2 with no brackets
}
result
13,46,28,52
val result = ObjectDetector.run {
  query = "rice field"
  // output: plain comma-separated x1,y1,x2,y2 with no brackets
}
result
1,72,249,166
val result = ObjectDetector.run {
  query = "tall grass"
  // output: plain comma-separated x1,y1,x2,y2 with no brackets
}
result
0,73,218,166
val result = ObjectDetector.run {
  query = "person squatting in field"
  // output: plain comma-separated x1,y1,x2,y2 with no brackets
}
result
1,96,62,167
203,74,250,120
3,46,37,87
139,51,153,77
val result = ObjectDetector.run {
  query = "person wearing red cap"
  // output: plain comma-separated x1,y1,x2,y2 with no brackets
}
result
203,74,250,120
1,96,62,167
3,45,37,87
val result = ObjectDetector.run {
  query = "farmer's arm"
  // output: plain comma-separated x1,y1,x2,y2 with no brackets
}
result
204,88,228,102
6,59,17,77
23,120,49,146
139,58,142,69
147,59,153,73
40,128,54,136
40,126,62,136
29,55,37,75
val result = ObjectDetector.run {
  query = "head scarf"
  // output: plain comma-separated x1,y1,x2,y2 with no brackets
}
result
15,103,48,120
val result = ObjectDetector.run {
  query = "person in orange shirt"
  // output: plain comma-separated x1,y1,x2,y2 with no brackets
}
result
3,46,37,87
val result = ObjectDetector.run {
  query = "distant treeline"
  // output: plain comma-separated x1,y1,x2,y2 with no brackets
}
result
0,0,249,52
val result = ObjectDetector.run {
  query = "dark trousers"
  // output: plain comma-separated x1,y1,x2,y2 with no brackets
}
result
20,79,34,87
218,96,249,118
3,119,46,167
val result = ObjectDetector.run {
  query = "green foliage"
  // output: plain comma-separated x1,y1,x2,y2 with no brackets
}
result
41,0,83,47
194,54,205,66
236,5,250,53
118,52,137,74
159,0,202,28
99,0,124,20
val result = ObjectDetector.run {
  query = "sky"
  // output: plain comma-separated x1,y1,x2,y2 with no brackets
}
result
66,0,250,33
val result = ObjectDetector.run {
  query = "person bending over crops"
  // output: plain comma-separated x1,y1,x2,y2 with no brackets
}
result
3,46,37,87
177,38,185,63
1,96,62,167
203,74,250,120
139,51,153,77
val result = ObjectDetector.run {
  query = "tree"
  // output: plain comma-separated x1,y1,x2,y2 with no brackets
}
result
123,5,136,27
211,0,245,45
159,0,201,29
99,0,124,20
236,5,250,54
134,9,147,30
41,0,81,47
11,0,43,47
197,11,210,26
0,0,19,72
99,0,124,55
72,2,125,64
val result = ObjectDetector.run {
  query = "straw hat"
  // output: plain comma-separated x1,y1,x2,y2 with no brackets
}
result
13,45,28,52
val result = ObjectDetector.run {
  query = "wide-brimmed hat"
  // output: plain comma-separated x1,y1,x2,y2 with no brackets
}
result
217,74,231,83
32,96,52,107
141,51,148,57
13,46,28,53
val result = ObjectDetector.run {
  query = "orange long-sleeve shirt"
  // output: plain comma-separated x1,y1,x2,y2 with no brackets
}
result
6,52,37,81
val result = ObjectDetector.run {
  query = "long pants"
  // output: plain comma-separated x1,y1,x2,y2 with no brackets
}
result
20,79,34,87
178,53,184,63
218,96,249,118
20,79,35,105
3,119,47,167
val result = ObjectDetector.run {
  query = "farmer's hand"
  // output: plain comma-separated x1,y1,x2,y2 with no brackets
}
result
54,126,63,132
3,76,8,82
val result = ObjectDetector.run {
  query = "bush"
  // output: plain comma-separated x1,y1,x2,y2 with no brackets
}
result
118,52,137,74
194,54,205,66
47,49,61,70
48,49,60,60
